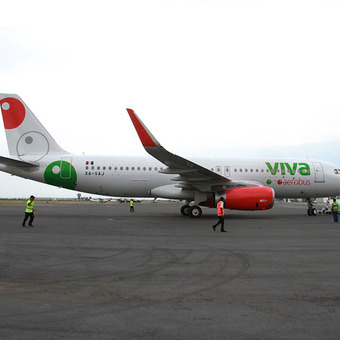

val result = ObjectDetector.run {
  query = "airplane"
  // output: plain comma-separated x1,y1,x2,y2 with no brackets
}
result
1,93,340,218
89,197,112,203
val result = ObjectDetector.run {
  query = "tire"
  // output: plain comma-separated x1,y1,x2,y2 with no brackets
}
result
189,205,202,218
312,208,317,216
181,204,190,216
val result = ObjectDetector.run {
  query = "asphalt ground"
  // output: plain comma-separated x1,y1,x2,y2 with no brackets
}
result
0,200,339,339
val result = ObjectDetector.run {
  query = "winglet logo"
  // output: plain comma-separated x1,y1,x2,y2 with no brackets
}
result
44,160,77,189
0,97,26,129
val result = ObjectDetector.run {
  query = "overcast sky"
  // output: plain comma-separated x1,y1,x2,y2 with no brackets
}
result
1,0,340,198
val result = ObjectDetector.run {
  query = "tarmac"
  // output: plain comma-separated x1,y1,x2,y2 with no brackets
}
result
1,200,340,339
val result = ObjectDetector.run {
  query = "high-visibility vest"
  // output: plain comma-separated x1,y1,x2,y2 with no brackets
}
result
217,201,224,216
25,200,34,213
332,202,339,212
130,200,134,207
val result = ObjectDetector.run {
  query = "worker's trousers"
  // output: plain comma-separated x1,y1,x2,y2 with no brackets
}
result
215,216,225,230
23,212,34,225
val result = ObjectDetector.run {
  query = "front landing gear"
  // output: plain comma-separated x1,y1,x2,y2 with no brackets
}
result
307,198,317,216
180,204,202,218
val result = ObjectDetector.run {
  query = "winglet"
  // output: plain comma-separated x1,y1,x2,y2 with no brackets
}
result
126,109,158,148
126,108,228,182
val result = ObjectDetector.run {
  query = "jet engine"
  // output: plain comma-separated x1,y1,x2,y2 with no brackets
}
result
217,187,275,211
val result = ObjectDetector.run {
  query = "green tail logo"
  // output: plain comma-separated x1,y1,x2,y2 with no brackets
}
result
44,160,77,189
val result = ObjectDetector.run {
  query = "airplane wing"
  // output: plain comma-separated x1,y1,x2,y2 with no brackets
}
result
127,109,264,191
0,156,38,168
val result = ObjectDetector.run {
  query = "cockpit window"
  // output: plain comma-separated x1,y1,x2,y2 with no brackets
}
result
334,169,339,174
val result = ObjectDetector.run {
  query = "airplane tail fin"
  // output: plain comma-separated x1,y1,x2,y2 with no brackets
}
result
0,94,69,162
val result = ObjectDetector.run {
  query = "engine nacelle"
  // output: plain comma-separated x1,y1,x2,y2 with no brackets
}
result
218,187,275,211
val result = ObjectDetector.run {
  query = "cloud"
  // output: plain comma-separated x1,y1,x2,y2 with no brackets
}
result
1,0,340,197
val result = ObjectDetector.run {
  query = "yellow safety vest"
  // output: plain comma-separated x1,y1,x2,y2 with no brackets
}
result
25,200,34,213
332,202,339,212
130,200,134,207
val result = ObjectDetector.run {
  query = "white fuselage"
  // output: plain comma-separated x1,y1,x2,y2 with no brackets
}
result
2,154,340,199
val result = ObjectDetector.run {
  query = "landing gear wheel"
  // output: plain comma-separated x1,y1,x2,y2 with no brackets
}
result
181,204,190,216
307,208,317,216
307,198,317,216
189,205,202,218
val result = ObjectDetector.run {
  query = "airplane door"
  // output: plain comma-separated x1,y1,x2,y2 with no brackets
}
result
313,162,325,183
60,157,73,179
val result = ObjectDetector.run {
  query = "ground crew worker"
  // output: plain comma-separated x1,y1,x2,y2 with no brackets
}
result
22,195,36,227
331,198,338,222
130,199,134,212
212,197,226,232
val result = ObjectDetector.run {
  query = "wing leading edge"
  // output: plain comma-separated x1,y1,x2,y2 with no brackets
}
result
126,109,237,192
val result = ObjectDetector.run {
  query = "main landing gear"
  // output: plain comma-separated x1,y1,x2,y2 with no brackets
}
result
180,204,202,218
307,198,317,216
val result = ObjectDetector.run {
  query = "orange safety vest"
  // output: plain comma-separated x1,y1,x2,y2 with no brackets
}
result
217,201,224,216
